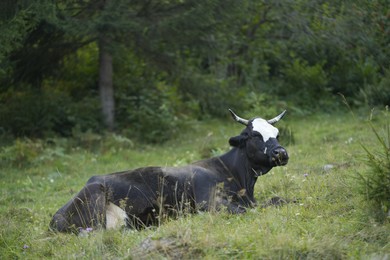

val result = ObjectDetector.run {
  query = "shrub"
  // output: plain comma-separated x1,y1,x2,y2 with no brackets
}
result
359,69,390,108
67,96,102,134
0,89,102,138
243,92,280,120
279,58,329,109
0,138,44,168
0,138,68,168
116,86,179,143
178,71,248,118
0,90,72,137
358,107,390,221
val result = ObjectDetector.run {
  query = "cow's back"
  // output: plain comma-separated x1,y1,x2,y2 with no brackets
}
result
85,165,221,220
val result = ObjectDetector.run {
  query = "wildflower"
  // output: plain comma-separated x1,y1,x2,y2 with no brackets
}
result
303,173,309,177
78,227,94,237
78,227,93,232
85,227,93,232
23,244,29,250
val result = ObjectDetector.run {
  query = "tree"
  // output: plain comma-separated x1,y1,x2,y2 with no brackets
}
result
98,36,114,130
97,0,115,130
2,0,388,138
1,0,240,129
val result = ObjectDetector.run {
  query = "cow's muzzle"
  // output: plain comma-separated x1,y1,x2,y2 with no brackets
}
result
271,147,289,166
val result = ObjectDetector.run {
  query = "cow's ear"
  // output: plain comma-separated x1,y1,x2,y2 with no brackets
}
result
229,134,248,147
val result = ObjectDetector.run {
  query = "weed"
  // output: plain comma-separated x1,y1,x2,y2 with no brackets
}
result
358,107,390,222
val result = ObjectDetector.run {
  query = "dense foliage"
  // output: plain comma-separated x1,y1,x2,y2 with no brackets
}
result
0,0,389,141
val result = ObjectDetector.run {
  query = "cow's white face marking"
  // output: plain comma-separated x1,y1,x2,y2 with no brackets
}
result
252,118,279,142
106,202,128,229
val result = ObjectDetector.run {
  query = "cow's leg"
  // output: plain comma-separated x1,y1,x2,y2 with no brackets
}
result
50,183,107,232
221,200,247,214
194,191,246,213
192,180,247,214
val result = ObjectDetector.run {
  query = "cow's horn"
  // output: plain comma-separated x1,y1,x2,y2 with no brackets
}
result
267,110,287,125
229,109,249,126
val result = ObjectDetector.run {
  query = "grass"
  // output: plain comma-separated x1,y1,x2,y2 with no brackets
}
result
1,110,389,259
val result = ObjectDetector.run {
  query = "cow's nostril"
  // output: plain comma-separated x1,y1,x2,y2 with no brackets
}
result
272,148,288,162
272,148,282,156
270,148,289,166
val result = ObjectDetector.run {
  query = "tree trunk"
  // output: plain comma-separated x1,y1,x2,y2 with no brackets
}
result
98,36,115,130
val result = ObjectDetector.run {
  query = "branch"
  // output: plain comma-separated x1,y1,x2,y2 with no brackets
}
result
246,4,272,40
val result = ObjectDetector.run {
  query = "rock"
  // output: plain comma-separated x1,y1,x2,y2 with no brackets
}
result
323,164,335,172
132,236,184,259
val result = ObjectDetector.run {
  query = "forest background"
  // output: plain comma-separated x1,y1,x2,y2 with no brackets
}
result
0,0,389,143
1,1,390,258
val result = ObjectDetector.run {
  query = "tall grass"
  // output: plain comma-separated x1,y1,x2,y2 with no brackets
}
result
358,107,390,221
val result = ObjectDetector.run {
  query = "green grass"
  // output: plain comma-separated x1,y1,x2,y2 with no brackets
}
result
1,111,389,259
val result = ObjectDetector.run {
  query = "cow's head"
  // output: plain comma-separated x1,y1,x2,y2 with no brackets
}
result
228,109,289,172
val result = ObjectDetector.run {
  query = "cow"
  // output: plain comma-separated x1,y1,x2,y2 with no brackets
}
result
50,109,289,233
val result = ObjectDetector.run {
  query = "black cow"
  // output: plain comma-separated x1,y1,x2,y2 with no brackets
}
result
50,110,289,232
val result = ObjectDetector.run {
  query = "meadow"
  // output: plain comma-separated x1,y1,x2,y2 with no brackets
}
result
1,110,389,259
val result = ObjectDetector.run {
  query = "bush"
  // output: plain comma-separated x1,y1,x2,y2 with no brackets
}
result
0,90,72,137
242,92,280,120
67,96,102,134
279,58,329,109
0,138,69,168
358,69,390,108
116,85,179,143
178,71,248,118
0,89,102,138
358,108,390,221
0,138,45,168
